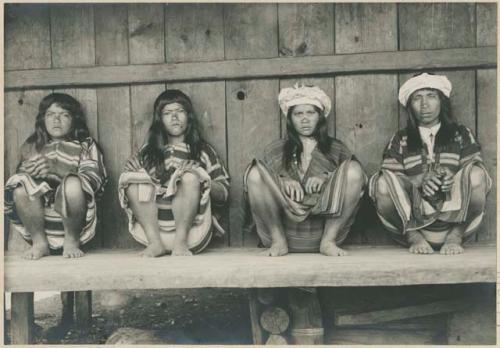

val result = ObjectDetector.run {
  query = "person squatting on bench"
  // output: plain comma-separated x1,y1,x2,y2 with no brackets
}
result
118,90,230,257
369,73,492,255
5,93,107,260
244,84,367,257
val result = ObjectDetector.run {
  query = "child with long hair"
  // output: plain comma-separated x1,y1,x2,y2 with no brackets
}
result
5,93,107,259
369,73,491,254
119,89,230,257
245,84,366,257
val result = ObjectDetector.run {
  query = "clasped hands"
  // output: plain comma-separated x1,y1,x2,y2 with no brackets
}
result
19,155,63,180
280,175,326,202
420,169,454,197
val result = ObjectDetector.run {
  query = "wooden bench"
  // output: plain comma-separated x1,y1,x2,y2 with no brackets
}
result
5,245,496,344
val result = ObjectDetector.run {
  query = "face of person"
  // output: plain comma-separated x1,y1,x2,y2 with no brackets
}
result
409,88,441,127
290,104,320,137
161,102,189,138
44,103,73,140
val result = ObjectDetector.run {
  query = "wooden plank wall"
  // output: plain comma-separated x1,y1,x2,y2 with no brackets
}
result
4,3,497,249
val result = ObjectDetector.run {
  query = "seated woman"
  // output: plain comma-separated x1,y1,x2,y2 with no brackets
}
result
245,84,366,257
118,90,230,257
369,73,491,255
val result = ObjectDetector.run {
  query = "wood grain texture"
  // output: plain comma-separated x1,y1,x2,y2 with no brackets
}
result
50,4,95,68
335,3,397,54
94,4,129,66
278,3,334,57
97,87,136,248
75,291,92,327
226,80,280,246
6,47,496,89
476,3,497,46
477,69,497,243
399,3,476,50
10,292,34,344
5,4,51,70
165,4,224,63
260,307,289,334
224,4,278,59
130,84,166,152
4,246,496,292
128,4,164,64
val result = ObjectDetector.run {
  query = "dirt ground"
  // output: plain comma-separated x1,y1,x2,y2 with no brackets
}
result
5,289,254,345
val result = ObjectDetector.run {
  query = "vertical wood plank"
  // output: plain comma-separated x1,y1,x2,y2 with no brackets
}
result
11,292,34,344
399,3,476,50
165,4,224,63
5,4,51,70
97,87,135,248
248,289,265,345
60,291,75,326
51,4,95,68
128,4,165,64
476,3,497,47
224,4,278,59
227,80,280,246
477,69,497,243
335,3,397,54
75,291,92,328
278,3,334,57
94,4,129,66
398,71,476,133
336,75,399,245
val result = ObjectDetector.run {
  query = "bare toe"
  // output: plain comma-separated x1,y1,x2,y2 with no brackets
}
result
320,242,348,256
265,241,288,257
440,243,464,255
23,244,50,260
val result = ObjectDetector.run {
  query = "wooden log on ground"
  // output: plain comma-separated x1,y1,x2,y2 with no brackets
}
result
335,299,468,326
75,291,92,328
260,307,290,334
265,334,287,345
10,292,34,344
288,288,324,344
247,289,264,345
329,328,438,345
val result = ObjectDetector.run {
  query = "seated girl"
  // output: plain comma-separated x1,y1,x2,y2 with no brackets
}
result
5,93,107,259
119,90,230,257
369,73,491,255
245,84,366,257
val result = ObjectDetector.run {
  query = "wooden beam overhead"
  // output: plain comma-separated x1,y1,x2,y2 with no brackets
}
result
5,47,496,90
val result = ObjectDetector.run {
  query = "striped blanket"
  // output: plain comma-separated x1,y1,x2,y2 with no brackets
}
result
118,142,230,253
5,138,107,249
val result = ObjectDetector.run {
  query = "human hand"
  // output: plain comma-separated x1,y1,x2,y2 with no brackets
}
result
281,177,304,202
21,155,51,179
439,169,454,193
304,175,326,194
421,172,442,197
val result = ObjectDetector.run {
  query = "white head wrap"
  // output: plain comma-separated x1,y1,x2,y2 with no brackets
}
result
278,83,332,118
398,73,452,106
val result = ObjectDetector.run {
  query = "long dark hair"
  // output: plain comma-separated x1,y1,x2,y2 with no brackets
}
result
25,93,90,152
283,105,332,170
405,89,458,153
139,89,204,171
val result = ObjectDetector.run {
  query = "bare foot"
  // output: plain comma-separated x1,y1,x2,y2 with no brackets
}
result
409,240,434,254
440,243,464,255
171,243,193,256
23,243,50,260
63,239,85,258
320,242,348,256
140,242,167,257
262,239,288,257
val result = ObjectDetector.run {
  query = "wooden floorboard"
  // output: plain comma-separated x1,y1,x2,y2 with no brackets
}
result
5,246,495,292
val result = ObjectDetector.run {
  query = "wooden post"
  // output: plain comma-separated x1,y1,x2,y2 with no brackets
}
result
248,289,264,345
74,291,92,329
60,291,75,327
11,292,34,344
288,288,324,345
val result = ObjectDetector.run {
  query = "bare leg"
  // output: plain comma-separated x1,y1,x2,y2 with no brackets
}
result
247,167,288,257
126,183,166,257
171,172,201,256
374,174,433,254
320,161,365,256
61,176,86,258
13,187,50,260
441,166,487,255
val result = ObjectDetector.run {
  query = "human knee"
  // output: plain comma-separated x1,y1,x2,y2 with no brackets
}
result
346,161,365,188
470,166,486,190
246,166,263,188
374,175,391,199
179,172,200,190
64,176,84,199
13,186,29,203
